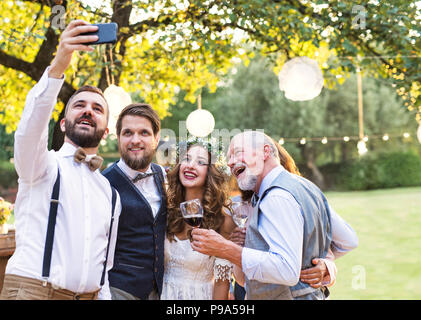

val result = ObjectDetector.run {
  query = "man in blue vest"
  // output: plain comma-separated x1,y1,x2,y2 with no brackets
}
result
102,103,167,300
192,131,332,299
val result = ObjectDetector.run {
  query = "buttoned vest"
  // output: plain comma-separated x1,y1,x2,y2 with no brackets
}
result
245,169,331,300
102,162,167,299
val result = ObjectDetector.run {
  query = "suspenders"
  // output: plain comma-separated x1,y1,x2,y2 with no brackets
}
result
42,168,117,288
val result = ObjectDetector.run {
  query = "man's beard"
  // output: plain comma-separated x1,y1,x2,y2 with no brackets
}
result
120,145,156,171
237,169,258,191
65,116,106,148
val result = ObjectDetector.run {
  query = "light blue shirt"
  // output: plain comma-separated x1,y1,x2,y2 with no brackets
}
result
242,165,303,286
241,165,358,285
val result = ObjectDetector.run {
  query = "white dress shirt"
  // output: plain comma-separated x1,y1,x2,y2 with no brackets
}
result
6,67,121,299
241,165,358,286
117,159,166,218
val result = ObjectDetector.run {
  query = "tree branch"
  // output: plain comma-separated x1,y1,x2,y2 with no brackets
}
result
0,49,33,76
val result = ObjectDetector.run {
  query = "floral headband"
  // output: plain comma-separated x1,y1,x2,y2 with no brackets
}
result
175,135,231,177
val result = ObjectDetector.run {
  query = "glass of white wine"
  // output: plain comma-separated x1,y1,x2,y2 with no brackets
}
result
231,201,251,229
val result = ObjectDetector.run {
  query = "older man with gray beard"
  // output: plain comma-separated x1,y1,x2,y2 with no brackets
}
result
191,131,334,300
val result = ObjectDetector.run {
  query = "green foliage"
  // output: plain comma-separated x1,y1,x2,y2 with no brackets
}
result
0,161,18,190
0,0,419,136
195,57,415,164
328,151,421,190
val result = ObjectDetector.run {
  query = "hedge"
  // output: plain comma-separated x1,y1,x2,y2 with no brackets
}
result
320,151,421,190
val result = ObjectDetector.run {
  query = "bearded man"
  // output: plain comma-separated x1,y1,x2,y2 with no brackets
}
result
0,20,121,300
102,103,167,300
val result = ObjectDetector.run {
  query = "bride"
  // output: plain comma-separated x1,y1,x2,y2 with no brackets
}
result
161,136,236,300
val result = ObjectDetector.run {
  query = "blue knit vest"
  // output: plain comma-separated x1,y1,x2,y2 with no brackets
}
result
102,162,167,299
245,168,332,300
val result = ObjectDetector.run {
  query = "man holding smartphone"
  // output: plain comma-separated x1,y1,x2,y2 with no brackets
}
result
0,20,121,300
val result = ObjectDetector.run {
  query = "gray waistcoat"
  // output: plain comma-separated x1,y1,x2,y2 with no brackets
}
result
245,169,332,300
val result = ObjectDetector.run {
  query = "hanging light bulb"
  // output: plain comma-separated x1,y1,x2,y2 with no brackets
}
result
403,132,410,139
382,134,389,141
363,136,369,142
279,138,285,145
343,136,350,142
357,140,368,155
321,137,328,144
278,57,324,101
104,84,132,137
300,138,306,145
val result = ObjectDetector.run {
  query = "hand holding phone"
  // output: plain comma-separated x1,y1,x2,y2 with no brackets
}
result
49,20,99,79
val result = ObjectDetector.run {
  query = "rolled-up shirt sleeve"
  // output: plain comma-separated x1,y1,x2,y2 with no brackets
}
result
328,205,358,258
241,189,304,286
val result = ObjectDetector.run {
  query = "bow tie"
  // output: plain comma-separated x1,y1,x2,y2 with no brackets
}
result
132,172,157,183
74,147,103,171
251,193,259,207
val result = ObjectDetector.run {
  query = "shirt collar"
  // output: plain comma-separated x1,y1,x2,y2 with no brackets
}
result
258,165,285,198
117,158,152,181
58,142,78,157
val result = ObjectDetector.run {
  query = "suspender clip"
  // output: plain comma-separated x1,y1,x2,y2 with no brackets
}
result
42,277,49,287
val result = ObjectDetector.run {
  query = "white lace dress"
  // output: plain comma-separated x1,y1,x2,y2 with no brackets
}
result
161,235,232,300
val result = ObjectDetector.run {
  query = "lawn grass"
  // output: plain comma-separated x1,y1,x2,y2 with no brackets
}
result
325,187,421,299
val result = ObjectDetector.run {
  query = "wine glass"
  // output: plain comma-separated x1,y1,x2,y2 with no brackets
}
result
231,201,251,229
180,198,204,228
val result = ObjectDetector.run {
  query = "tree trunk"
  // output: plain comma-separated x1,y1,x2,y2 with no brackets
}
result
299,144,325,189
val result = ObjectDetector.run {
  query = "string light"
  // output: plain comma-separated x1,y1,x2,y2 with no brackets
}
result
357,140,368,155
278,132,415,144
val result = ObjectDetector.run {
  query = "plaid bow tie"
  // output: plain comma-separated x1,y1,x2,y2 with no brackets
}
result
74,147,103,171
251,193,259,207
132,172,157,183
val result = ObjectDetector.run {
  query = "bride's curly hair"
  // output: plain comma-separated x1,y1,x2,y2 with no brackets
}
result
166,146,231,242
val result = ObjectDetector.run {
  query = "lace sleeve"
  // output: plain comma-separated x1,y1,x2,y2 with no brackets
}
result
214,258,232,282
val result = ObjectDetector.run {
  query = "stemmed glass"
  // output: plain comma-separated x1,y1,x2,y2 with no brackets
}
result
180,198,204,228
231,201,252,229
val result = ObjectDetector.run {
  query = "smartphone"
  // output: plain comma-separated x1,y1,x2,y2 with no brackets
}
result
81,23,118,45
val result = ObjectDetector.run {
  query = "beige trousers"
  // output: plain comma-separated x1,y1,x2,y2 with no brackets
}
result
0,274,99,300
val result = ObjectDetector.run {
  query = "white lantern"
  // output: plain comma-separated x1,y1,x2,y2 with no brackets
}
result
104,84,132,136
186,109,215,137
417,123,421,144
278,56,324,101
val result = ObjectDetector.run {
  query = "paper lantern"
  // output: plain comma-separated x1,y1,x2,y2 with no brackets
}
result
104,84,132,136
278,57,324,101
186,109,215,137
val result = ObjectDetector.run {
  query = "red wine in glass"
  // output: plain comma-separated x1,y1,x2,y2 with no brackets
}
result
180,199,204,230
183,215,203,227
